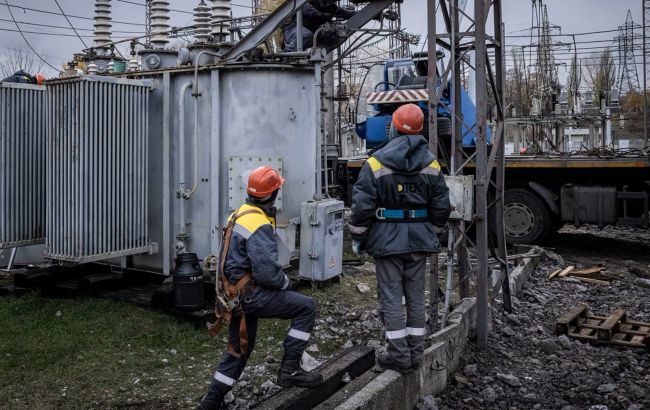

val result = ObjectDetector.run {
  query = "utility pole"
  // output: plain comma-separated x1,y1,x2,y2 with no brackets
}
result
427,0,439,332
641,0,650,147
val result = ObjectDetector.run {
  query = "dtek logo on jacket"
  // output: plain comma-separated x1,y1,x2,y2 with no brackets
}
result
396,183,423,194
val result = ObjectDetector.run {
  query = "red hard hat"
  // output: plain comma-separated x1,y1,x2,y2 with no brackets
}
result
392,103,424,135
247,166,285,198
35,73,45,86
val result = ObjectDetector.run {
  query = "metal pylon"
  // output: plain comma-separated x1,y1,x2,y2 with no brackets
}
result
617,9,641,94
427,0,510,349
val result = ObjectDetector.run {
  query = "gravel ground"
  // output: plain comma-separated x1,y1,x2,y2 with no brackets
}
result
438,226,650,410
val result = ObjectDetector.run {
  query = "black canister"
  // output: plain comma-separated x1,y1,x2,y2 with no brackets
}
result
172,252,205,311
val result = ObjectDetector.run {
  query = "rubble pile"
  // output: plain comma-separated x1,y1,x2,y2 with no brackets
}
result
438,242,650,410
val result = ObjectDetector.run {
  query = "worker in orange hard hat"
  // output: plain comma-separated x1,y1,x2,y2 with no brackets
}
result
1,70,45,85
198,166,322,410
349,103,451,374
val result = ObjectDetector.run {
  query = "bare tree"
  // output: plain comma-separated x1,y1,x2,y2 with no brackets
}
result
505,48,535,116
566,54,581,113
584,48,616,106
0,44,45,78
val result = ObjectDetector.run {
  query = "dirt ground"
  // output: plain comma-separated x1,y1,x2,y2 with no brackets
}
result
437,225,650,410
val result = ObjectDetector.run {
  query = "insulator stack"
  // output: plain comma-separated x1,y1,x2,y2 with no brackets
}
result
127,59,140,72
87,62,98,75
150,0,171,49
193,1,212,43
210,0,231,43
93,0,112,55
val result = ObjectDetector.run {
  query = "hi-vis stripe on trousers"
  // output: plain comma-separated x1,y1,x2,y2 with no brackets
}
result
375,252,429,368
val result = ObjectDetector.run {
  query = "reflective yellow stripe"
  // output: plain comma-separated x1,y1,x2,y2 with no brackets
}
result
429,160,441,171
233,204,275,235
367,157,383,172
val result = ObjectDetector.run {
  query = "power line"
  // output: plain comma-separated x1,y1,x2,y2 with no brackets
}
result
3,0,58,71
53,0,88,48
0,17,142,34
0,26,137,39
2,3,145,26
115,0,263,11
506,27,640,38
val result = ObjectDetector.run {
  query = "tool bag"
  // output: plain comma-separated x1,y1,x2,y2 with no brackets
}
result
206,208,264,358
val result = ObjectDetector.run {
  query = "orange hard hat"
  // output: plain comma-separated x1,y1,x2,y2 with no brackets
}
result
392,103,424,135
247,166,285,198
35,73,45,86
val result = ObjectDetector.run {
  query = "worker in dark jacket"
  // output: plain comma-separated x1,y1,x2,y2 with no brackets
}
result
349,103,451,373
198,166,322,410
283,0,355,52
1,70,45,85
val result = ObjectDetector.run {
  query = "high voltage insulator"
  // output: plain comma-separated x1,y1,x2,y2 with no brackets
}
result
150,0,170,49
194,1,212,43
93,0,112,56
210,0,231,43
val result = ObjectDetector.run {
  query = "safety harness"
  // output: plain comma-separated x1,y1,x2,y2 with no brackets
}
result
375,208,428,222
207,208,264,358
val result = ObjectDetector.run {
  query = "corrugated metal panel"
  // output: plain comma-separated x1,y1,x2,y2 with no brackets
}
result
45,75,153,263
0,82,46,249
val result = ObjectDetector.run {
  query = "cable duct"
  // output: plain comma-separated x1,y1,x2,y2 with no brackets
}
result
150,0,170,49
210,0,231,43
93,0,112,56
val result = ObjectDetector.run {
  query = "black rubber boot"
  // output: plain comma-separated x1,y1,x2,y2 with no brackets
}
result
276,358,323,388
377,353,412,374
196,381,224,410
411,356,422,371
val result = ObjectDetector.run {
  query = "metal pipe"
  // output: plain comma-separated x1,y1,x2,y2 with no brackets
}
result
162,72,172,274
296,9,303,51
186,50,221,198
210,69,223,255
176,81,193,253
314,61,323,199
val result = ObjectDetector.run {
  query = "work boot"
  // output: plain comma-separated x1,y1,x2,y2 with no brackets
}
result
276,358,324,388
377,353,412,375
410,356,422,371
196,393,222,410
196,381,224,410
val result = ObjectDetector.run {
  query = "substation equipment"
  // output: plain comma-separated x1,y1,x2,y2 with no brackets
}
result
0,0,392,292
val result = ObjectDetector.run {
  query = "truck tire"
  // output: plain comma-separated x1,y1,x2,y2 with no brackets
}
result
504,188,553,245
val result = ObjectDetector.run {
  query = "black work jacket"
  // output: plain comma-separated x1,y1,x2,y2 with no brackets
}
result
349,135,451,257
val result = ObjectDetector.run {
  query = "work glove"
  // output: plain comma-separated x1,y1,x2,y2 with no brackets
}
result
351,240,364,256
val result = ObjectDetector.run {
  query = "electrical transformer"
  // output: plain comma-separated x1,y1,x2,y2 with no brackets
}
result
299,199,345,282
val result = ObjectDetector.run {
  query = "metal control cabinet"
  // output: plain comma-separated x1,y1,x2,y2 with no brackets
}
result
299,199,344,281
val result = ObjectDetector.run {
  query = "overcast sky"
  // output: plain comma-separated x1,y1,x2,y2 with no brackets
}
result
0,0,644,82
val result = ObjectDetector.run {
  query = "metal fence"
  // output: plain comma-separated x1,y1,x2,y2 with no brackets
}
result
45,76,153,263
0,83,46,249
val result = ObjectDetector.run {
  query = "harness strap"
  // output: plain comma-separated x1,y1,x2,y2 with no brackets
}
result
212,207,266,359
375,208,428,221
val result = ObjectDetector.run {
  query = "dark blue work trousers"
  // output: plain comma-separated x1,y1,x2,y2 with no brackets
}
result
207,288,316,399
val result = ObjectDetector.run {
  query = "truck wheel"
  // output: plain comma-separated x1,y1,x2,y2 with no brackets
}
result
504,189,552,245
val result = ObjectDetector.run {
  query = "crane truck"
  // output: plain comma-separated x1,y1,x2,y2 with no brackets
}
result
335,52,650,245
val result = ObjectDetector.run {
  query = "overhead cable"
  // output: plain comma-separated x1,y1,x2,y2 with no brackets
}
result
3,0,59,71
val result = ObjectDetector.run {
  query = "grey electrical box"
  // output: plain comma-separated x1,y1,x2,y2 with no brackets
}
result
299,199,345,281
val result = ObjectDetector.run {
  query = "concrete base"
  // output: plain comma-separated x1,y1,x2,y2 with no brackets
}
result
508,247,540,296
336,298,477,409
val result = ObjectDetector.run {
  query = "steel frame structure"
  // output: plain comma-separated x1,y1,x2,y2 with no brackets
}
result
427,0,510,349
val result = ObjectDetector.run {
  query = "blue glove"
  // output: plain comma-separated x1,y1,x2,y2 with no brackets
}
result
352,240,363,256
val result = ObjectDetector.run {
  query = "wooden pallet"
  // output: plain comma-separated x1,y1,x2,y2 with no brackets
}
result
556,304,650,350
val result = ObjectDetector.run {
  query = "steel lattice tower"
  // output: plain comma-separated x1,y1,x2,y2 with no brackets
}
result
617,10,641,93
